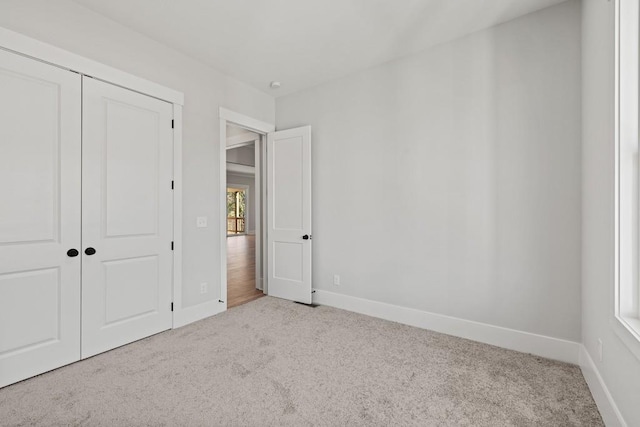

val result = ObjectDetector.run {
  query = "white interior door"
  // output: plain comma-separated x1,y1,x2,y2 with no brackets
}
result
266,126,312,304
0,50,81,387
81,77,173,358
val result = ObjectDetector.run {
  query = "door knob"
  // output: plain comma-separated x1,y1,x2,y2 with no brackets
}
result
67,249,79,257
302,235,310,240
85,247,96,255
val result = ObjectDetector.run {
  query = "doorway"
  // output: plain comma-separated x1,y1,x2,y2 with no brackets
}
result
219,108,313,308
225,124,264,308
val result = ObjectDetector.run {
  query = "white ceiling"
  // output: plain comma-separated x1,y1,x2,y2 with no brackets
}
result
72,0,567,97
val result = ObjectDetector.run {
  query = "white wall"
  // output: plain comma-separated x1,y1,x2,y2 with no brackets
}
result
276,1,582,341
0,0,275,308
582,0,640,425
226,172,256,234
227,145,255,166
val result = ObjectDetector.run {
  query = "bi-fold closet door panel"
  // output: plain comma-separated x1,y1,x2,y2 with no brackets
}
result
0,49,82,388
81,77,174,359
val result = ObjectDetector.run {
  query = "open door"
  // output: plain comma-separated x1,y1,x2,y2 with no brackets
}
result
266,126,312,304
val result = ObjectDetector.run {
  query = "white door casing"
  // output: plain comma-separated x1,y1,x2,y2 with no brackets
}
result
266,126,312,304
254,139,263,291
0,49,82,387
81,77,173,358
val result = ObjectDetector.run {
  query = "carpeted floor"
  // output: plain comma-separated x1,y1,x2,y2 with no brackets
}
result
0,297,602,426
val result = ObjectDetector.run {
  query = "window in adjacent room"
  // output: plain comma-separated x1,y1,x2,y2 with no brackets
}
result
227,188,246,235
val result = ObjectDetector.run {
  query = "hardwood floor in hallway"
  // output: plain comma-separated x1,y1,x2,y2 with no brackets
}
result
227,234,264,308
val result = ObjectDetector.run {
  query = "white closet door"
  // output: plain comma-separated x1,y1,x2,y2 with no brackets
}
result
0,50,81,387
81,77,173,358
266,126,312,304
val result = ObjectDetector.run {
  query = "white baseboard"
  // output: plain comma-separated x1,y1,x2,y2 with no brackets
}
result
173,299,226,328
579,346,627,427
313,289,581,364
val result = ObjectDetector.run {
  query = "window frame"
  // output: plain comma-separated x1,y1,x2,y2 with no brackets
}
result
614,0,640,361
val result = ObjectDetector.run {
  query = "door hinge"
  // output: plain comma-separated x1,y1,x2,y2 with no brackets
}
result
171,119,174,129
171,241,174,250
171,180,174,190
171,302,174,312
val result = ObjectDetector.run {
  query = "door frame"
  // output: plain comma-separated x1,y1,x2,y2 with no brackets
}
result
0,26,185,328
219,108,274,306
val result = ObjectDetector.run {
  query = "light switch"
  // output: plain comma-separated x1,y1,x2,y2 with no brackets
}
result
196,216,208,228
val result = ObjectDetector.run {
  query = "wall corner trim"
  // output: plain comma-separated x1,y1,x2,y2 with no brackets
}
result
313,289,581,364
173,300,226,329
579,346,628,427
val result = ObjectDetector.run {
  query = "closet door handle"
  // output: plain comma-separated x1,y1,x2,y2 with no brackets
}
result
67,249,79,257
84,247,96,256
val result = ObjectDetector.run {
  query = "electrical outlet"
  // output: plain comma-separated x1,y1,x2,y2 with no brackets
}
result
200,282,208,294
597,338,603,362
196,216,208,228
333,274,340,286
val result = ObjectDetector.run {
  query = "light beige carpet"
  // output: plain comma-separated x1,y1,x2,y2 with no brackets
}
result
0,297,602,426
